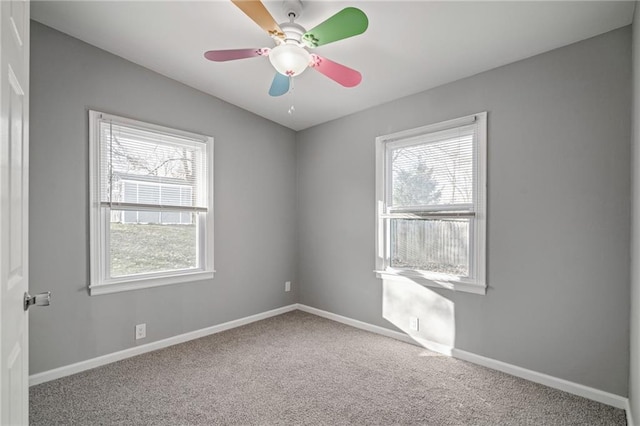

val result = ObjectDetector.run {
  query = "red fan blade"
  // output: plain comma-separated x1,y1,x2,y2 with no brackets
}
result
310,54,362,87
204,48,270,62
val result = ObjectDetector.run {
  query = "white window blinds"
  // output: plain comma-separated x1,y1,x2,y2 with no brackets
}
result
387,125,475,214
97,118,209,212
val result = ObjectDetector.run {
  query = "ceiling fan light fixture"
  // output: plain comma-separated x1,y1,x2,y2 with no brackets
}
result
269,43,311,77
206,1,369,96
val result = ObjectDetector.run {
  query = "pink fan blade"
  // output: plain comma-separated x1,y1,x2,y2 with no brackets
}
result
309,54,361,87
204,48,270,62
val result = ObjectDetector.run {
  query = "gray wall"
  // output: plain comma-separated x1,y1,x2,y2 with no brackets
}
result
30,19,632,399
297,27,631,396
630,2,640,421
29,22,297,374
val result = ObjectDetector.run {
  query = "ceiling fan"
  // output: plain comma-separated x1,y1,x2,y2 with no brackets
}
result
204,0,368,97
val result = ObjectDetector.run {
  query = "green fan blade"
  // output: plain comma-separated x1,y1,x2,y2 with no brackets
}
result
302,7,368,48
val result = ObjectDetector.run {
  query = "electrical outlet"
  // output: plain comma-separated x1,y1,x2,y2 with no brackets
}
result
285,281,291,292
135,323,146,340
409,317,419,331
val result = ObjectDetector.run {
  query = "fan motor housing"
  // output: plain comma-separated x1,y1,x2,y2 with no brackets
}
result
279,22,306,45
282,0,303,20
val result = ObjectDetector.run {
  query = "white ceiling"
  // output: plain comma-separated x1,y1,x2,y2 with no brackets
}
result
31,1,634,131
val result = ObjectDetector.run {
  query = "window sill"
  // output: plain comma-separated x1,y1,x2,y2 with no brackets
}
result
374,270,486,295
89,270,215,296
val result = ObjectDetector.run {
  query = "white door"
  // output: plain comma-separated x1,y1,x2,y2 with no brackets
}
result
0,0,30,424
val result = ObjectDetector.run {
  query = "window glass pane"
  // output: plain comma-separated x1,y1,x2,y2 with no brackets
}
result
100,121,207,208
161,186,180,205
138,211,160,224
109,210,198,277
390,218,469,276
391,132,473,208
137,183,160,204
123,182,137,203
123,211,138,224
181,187,192,206
160,211,181,224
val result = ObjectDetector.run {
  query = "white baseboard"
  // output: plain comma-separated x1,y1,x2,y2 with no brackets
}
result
29,302,631,414
452,348,628,410
296,304,630,411
29,304,298,386
296,304,453,356
296,304,414,345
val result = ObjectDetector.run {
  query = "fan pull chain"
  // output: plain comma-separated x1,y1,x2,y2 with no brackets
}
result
288,76,295,115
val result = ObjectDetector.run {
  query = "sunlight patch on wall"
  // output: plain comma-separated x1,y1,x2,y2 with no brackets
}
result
382,279,455,355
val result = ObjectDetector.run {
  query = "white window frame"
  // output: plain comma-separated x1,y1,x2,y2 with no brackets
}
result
88,111,215,295
375,112,487,295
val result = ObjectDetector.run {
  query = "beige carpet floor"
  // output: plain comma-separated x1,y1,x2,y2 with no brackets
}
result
30,310,626,425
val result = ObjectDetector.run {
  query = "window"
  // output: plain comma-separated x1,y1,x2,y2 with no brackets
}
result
375,113,487,294
89,111,214,295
